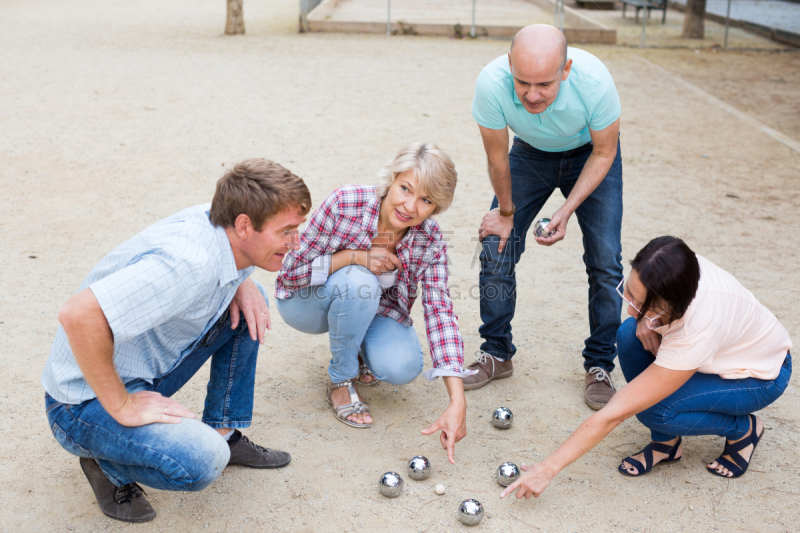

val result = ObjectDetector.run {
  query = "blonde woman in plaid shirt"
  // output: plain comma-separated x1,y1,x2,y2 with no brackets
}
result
276,142,470,463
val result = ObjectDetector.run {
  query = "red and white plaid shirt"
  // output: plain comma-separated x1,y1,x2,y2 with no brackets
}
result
275,185,465,376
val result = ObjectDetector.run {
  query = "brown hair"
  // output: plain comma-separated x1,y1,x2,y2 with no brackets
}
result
630,236,700,325
209,159,311,231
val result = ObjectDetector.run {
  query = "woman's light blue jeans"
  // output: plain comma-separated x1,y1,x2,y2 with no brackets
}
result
277,265,424,385
44,307,260,491
617,317,792,442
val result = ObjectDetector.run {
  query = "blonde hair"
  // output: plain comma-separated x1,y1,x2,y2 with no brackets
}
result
210,158,311,231
375,142,457,216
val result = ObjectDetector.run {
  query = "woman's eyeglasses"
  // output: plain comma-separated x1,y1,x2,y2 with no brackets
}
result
615,270,663,330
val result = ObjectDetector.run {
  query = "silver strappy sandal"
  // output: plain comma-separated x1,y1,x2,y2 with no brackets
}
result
326,380,373,429
357,363,380,386
357,353,380,386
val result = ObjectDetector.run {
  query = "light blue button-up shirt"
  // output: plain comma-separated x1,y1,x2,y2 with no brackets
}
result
472,47,621,152
42,204,256,405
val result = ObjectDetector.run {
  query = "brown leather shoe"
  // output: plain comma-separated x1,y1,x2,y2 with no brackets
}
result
79,458,155,523
462,351,513,391
585,367,616,410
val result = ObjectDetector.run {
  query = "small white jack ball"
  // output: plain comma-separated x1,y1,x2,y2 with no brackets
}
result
434,484,446,495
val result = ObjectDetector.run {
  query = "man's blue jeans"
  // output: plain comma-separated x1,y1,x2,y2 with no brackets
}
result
44,308,259,491
479,137,623,371
277,266,424,385
617,317,792,442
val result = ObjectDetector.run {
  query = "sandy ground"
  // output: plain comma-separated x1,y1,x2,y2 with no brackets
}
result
1,1,799,532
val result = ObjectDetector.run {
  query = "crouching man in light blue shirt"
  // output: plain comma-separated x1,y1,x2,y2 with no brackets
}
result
466,25,624,411
42,160,310,522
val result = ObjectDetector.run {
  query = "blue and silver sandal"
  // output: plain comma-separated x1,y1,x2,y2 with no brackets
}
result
618,436,682,477
707,414,763,478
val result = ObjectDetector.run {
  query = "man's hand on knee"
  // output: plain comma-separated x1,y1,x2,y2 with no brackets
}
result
479,209,514,253
111,391,197,427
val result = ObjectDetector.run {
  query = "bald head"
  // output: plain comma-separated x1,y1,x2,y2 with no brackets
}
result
511,24,568,72
507,25,571,115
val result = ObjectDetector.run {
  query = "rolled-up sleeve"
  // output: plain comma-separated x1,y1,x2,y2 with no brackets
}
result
309,254,332,286
277,190,340,292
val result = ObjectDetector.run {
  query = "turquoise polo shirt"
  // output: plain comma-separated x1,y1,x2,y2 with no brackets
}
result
472,47,620,152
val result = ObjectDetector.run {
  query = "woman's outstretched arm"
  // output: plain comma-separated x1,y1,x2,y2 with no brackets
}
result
421,376,467,465
502,363,696,500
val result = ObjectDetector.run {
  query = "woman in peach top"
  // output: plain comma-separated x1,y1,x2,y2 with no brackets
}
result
501,236,791,500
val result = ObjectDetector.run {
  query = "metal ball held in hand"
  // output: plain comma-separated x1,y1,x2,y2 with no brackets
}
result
407,455,431,481
492,407,513,429
534,218,555,238
458,499,485,526
496,462,521,486
378,472,404,498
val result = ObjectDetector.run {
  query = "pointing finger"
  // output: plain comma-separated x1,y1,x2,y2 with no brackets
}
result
501,478,521,498
420,423,440,435
445,433,456,464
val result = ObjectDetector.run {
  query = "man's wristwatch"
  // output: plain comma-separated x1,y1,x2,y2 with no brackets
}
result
498,203,516,217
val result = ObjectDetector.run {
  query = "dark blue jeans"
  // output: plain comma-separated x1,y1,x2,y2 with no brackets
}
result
617,317,792,442
479,137,623,371
44,309,259,490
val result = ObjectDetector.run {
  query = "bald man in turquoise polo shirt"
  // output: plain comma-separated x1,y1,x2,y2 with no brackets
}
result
466,25,623,410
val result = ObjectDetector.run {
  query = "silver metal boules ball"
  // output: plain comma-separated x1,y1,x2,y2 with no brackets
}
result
458,499,484,526
534,218,555,238
496,462,521,486
492,407,513,429
378,472,404,498
407,455,431,481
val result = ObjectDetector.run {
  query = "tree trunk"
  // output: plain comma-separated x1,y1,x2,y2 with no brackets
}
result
682,0,706,39
225,0,245,35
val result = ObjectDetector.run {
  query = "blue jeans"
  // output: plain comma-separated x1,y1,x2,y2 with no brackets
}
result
277,266,424,385
617,317,792,442
44,308,260,490
479,137,624,371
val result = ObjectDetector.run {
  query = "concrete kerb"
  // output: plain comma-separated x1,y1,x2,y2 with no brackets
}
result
304,0,617,43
